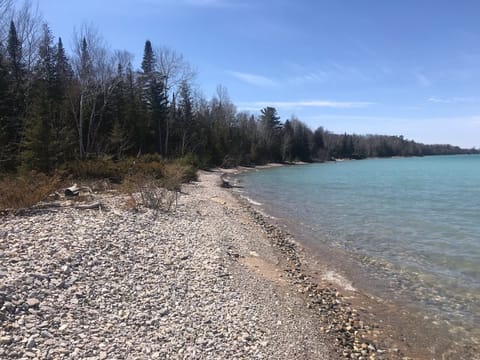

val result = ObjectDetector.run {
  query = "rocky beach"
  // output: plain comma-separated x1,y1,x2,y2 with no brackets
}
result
0,169,459,359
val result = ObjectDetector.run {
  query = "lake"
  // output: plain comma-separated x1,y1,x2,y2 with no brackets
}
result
236,155,480,355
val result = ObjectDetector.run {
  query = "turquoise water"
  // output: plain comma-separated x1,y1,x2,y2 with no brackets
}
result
237,155,480,335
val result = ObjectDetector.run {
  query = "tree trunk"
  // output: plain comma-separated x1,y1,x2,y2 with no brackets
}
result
78,93,84,159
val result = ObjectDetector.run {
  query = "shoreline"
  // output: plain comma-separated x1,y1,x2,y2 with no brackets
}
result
226,164,480,360
0,168,477,359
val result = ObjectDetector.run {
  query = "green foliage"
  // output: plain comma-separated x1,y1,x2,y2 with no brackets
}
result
0,19,476,177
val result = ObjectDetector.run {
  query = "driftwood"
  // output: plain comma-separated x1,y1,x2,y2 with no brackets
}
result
65,184,93,197
219,174,243,189
220,174,232,188
74,201,102,210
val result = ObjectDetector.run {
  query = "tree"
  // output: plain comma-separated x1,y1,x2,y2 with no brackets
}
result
141,40,154,74
177,80,194,156
0,21,26,170
259,106,282,162
155,46,195,94
70,24,119,158
140,40,169,156
13,0,43,72
21,24,57,172
0,41,12,169
312,127,328,161
282,119,294,161
0,0,14,44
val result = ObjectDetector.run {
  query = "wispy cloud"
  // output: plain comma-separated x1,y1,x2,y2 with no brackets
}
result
229,71,278,87
285,61,370,85
237,100,374,111
427,96,478,104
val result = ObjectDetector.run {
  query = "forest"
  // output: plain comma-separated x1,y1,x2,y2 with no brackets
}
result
0,1,477,176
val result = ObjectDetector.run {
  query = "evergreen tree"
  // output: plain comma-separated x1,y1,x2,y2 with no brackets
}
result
140,40,169,155
178,80,194,156
141,40,154,74
21,24,57,172
125,62,147,155
55,37,73,91
1,21,26,171
53,37,75,163
0,43,11,169
148,76,168,155
282,119,294,161
108,63,132,159
259,107,282,162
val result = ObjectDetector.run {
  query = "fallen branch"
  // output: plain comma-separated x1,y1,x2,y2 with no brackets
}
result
74,201,102,210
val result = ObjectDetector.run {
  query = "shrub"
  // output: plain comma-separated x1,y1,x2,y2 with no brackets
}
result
0,172,62,210
120,173,177,212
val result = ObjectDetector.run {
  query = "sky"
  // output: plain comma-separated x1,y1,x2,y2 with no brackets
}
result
35,0,480,148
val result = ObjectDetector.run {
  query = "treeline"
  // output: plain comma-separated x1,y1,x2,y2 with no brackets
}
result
0,1,476,174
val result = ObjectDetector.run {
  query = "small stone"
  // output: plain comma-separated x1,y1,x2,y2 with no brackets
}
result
41,330,54,339
0,336,13,345
26,336,36,349
159,308,169,316
99,351,108,359
26,298,40,308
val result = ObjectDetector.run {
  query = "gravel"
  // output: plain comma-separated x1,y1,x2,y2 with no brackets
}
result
1,170,335,359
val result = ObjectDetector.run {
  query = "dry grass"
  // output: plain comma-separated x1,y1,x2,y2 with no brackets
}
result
0,172,62,210
120,173,178,212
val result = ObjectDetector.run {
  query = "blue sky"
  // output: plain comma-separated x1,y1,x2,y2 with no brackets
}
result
36,0,480,148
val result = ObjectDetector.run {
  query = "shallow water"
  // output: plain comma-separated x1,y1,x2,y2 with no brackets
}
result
237,155,480,350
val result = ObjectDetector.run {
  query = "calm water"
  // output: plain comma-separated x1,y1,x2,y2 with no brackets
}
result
237,155,480,338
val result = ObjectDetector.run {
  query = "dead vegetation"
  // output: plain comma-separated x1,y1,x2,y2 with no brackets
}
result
0,172,62,211
0,157,197,213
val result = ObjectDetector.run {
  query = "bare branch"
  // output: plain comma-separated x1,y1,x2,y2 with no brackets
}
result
0,0,14,43
155,46,197,95
13,0,43,71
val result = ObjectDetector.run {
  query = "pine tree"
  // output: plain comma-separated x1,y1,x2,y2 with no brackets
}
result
1,21,26,171
178,80,194,156
141,40,155,74
55,37,73,91
21,25,57,172
53,37,75,163
0,43,11,169
140,40,169,155
7,21,24,85
259,107,282,162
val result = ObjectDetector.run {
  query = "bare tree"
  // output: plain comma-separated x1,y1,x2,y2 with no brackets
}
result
113,49,134,72
13,0,43,71
155,46,196,95
70,23,120,158
0,0,14,43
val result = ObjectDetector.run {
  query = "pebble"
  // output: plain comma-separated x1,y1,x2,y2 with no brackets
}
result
0,172,387,360
25,298,40,308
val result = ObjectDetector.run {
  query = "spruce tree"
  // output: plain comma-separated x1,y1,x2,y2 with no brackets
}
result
141,40,154,74
178,81,194,156
55,37,73,91
1,21,26,171
53,37,75,163
0,43,11,169
21,25,57,172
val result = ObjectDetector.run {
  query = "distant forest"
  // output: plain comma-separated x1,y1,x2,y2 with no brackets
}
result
0,1,477,174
